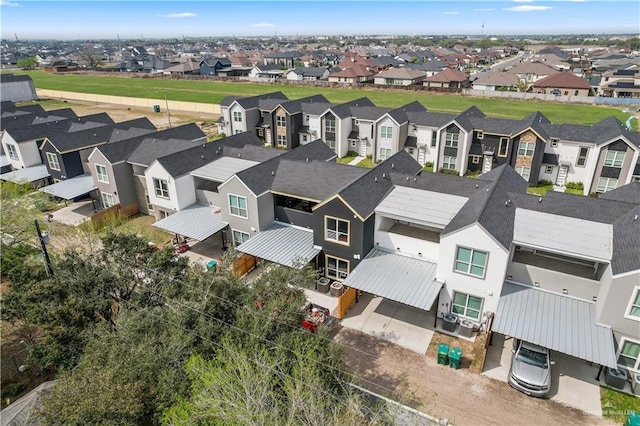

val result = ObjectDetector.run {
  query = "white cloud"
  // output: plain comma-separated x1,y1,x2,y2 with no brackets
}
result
504,5,553,11
251,22,275,27
0,1,22,6
474,8,496,11
513,0,535,2
160,12,197,18
443,11,460,15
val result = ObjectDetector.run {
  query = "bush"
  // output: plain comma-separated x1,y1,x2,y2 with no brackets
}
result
537,179,553,186
424,161,434,168
346,150,358,157
1,383,26,399
589,192,600,198
565,181,584,190
439,168,459,175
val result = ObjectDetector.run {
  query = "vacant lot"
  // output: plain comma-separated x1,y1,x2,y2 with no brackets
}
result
8,69,635,127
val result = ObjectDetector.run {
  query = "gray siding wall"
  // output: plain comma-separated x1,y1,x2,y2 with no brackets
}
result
219,177,261,242
113,162,138,207
134,175,150,215
589,142,636,193
598,272,640,339
257,192,275,231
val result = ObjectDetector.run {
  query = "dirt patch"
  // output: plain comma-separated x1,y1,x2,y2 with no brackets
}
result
425,331,488,374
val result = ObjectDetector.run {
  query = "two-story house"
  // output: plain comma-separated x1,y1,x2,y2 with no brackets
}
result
218,92,289,136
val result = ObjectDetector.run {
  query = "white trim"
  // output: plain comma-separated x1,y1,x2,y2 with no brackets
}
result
624,286,640,322
617,337,640,371
219,175,257,198
612,269,640,279
46,152,60,171
232,228,250,247
95,163,109,184
453,245,489,279
228,193,248,219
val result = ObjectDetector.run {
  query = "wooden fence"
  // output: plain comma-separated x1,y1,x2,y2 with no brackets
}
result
230,254,257,278
335,287,358,319
90,203,139,230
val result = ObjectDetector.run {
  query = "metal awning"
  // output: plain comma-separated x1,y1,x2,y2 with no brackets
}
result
236,222,321,269
342,249,443,311
40,174,96,199
492,281,617,368
1,164,50,183
152,203,227,241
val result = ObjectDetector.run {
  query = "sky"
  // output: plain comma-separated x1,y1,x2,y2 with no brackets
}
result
1,0,639,40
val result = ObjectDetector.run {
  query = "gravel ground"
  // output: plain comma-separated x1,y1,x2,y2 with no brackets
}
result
332,327,616,426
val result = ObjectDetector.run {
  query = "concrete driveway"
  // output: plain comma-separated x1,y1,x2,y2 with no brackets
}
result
482,333,604,416
340,293,435,354
178,233,227,270
48,199,95,226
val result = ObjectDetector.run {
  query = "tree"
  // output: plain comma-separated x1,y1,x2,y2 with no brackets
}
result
0,180,52,247
17,56,37,70
78,49,103,69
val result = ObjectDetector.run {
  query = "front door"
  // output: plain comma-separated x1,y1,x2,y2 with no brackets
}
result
359,140,367,157
482,155,493,173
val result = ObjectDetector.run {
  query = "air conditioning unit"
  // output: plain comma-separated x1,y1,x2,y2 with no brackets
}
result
459,319,477,338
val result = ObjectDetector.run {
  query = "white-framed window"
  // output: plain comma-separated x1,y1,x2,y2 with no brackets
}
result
544,165,554,174
145,195,154,212
301,134,308,143
517,141,535,157
228,194,248,218
232,229,250,246
46,152,60,171
452,291,483,321
326,255,349,281
233,111,242,122
498,138,509,157
626,287,640,321
515,165,531,181
379,148,392,161
276,135,287,147
444,132,459,148
153,178,169,199
617,338,640,371
550,138,559,148
380,126,393,139
276,115,286,127
442,156,457,170
454,246,488,278
101,192,115,208
431,132,437,147
604,151,625,168
350,140,357,148
476,131,484,139
6,144,18,160
95,164,109,184
597,177,618,193
325,216,349,244
471,155,481,164
324,116,336,133
576,146,589,167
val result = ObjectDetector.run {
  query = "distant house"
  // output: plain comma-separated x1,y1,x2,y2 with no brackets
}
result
532,72,593,96
263,51,302,68
285,67,330,81
404,60,449,77
599,67,640,99
328,65,375,83
424,68,470,89
199,57,232,75
0,74,37,102
163,61,201,76
373,67,426,86
249,64,287,80
505,61,559,83
471,72,520,91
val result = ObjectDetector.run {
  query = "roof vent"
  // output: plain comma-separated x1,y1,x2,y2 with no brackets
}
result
375,177,378,182
413,177,417,182
505,199,511,206
93,133,97,137
306,157,309,162
201,155,204,159
406,176,409,181
391,163,394,168
635,214,639,221
202,144,206,148
271,171,275,176
382,173,386,178
538,196,542,203
475,184,479,188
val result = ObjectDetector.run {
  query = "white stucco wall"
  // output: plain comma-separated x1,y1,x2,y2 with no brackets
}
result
145,162,195,211
2,133,42,169
229,104,247,134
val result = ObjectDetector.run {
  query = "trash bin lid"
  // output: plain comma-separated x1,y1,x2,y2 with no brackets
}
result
438,343,449,353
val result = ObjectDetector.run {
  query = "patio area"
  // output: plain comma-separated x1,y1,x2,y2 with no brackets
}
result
48,199,95,226
178,233,228,270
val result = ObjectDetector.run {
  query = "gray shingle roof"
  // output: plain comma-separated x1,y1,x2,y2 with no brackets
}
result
223,92,288,110
329,98,376,119
391,171,491,197
301,101,336,115
350,106,390,121
127,124,206,166
279,94,329,114
601,181,640,205
407,111,457,127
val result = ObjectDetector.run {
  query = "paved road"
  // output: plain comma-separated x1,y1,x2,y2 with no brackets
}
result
471,52,532,80
333,327,616,426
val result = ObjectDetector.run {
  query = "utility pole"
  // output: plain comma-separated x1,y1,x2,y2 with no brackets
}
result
34,218,53,276
163,91,172,128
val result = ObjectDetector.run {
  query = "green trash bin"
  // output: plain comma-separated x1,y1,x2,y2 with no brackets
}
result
626,412,640,426
206,259,217,271
437,343,449,365
449,346,462,369
153,104,160,113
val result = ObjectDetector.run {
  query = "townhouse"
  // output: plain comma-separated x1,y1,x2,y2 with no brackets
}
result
217,92,289,136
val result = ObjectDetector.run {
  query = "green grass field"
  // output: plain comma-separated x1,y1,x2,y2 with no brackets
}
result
6,69,636,128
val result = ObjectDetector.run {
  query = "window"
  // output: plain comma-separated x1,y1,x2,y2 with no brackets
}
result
276,135,287,147
545,165,553,174
145,195,154,212
597,177,618,193
444,132,459,148
452,292,483,320
326,255,349,280
379,148,392,161
381,126,393,139
617,339,640,370
517,141,535,157
325,116,336,133
431,132,437,147
454,246,488,278
325,216,349,244
46,152,60,171
229,194,248,218
101,192,115,208
498,138,509,157
350,140,357,148
550,138,559,148
515,165,531,181
626,287,640,321
476,131,484,139
576,147,589,167
6,144,18,160
234,130,243,135
442,156,457,170
95,164,109,183
153,178,169,199
408,148,414,155
233,111,242,122
471,155,481,164
232,230,250,246
276,115,286,127
604,151,625,168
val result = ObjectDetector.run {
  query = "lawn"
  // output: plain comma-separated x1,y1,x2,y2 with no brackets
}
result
527,183,554,196
355,157,376,168
600,386,640,424
8,69,637,128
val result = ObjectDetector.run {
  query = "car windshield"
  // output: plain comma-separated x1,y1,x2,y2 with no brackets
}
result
517,346,548,368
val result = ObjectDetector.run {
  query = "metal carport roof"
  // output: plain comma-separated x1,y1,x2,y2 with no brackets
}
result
152,203,228,241
1,164,50,183
236,222,321,269
342,249,443,311
39,174,96,199
492,281,617,368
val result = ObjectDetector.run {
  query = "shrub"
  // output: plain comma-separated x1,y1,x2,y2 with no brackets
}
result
565,181,584,190
1,383,26,399
439,168,459,175
424,161,434,168
346,150,358,157
589,192,600,198
537,179,553,186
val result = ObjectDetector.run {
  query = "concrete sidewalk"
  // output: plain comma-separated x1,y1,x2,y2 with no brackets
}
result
332,327,615,426
347,156,365,165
